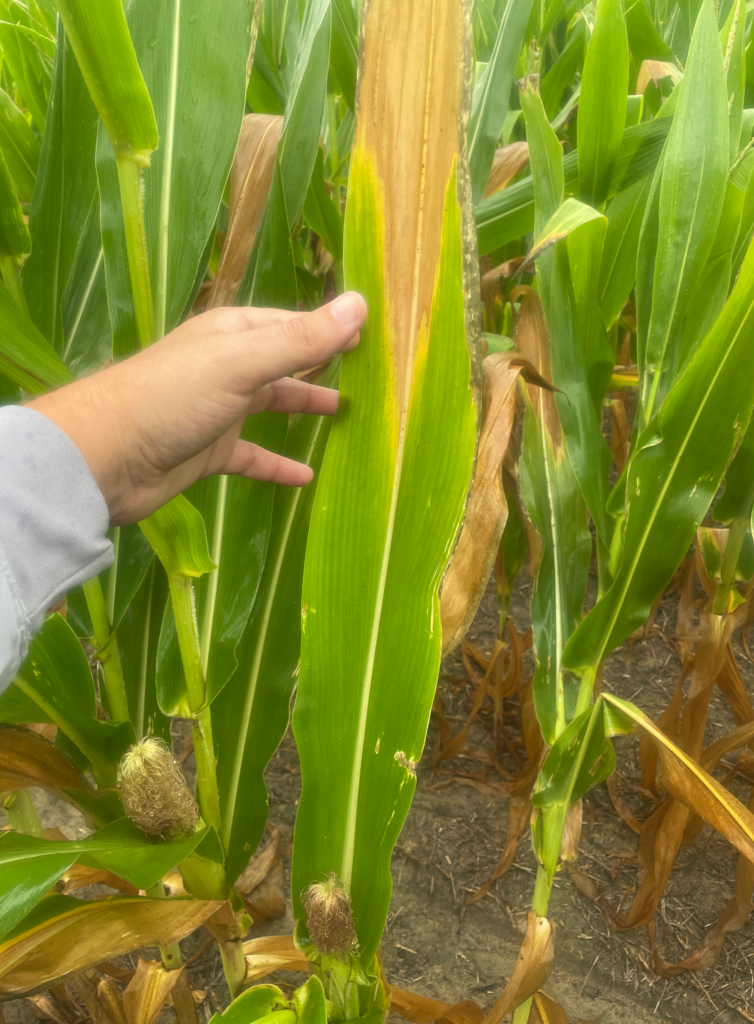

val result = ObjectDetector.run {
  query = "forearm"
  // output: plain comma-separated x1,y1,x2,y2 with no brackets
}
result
0,406,113,691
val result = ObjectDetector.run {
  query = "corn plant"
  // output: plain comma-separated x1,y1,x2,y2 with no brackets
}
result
3,0,754,1020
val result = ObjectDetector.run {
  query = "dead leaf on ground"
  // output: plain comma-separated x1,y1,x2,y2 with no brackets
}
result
465,796,532,905
206,114,283,309
484,142,530,197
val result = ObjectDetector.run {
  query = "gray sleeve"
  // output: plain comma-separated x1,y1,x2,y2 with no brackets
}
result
0,405,114,692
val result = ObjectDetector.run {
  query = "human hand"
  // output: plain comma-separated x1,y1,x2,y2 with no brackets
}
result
28,293,366,525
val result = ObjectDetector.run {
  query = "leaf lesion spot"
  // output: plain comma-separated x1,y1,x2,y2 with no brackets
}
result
394,750,418,775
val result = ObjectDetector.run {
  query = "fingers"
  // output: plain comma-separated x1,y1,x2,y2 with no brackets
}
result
229,292,367,391
221,439,315,487
247,377,339,416
200,305,305,335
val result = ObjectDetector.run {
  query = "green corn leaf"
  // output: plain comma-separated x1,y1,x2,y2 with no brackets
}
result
577,0,628,208
722,0,746,167
115,560,171,742
331,0,358,111
303,145,344,262
599,174,651,329
22,24,101,357
715,416,754,523
96,0,254,354
637,0,728,422
0,87,39,203
524,196,606,269
60,199,111,375
521,82,612,545
12,615,134,788
468,0,536,204
277,0,332,232
676,179,745,375
291,0,478,963
563,229,754,680
516,288,591,746
568,216,613,416
215,362,338,885
0,820,207,941
208,985,290,1024
67,524,154,639
247,27,286,116
140,496,215,581
0,280,74,394
625,0,673,63
540,15,587,119
51,0,157,162
0,148,30,258
0,0,50,132
474,114,672,254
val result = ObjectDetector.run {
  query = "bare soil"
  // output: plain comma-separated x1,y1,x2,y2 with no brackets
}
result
4,565,754,1023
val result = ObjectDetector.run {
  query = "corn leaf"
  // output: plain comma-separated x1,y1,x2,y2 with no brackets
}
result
563,229,754,677
0,280,74,393
51,0,157,161
331,0,358,111
208,984,289,1024
577,0,628,208
523,196,605,270
598,174,651,329
97,0,254,354
475,110,672,253
0,87,39,202
0,723,91,796
0,820,207,941
291,0,479,962
215,363,338,885
0,895,220,999
0,0,50,132
21,24,101,357
515,288,591,746
636,0,728,421
0,147,29,258
12,615,134,788
468,0,536,204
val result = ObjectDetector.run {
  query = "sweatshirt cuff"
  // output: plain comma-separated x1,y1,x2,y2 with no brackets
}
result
0,405,113,658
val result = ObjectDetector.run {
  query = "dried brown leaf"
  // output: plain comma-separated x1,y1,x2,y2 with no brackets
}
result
635,59,681,94
484,142,530,197
241,935,309,985
206,114,283,309
390,986,484,1024
530,990,601,1024
170,970,199,1024
0,725,91,798
97,977,128,1024
0,898,221,998
480,913,554,1024
235,825,285,926
123,959,183,1024
465,796,532,905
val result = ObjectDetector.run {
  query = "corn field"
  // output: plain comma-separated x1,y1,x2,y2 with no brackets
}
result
2,0,754,1019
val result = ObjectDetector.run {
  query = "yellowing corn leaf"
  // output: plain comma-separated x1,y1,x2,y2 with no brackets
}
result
123,959,184,1024
440,352,555,656
291,0,479,963
484,142,530,198
207,114,283,309
635,59,682,95
603,693,754,866
0,896,221,998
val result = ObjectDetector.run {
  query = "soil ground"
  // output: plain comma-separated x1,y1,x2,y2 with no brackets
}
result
4,566,754,1024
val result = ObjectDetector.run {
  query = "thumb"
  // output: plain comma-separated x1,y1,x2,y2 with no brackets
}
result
231,292,367,390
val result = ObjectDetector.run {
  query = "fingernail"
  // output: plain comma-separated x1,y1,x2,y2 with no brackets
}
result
330,291,365,329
